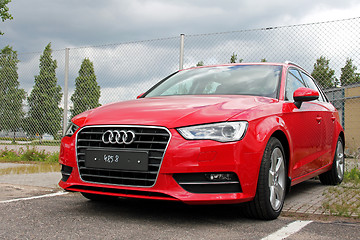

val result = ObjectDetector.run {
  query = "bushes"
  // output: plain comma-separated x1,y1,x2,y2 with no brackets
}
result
0,147,59,163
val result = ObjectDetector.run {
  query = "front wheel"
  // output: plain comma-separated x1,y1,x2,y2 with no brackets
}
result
319,137,344,185
243,137,287,220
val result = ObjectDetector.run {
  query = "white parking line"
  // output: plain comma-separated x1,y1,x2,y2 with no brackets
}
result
0,191,69,204
261,220,313,240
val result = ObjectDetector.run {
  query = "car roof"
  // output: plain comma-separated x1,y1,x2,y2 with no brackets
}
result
181,61,305,72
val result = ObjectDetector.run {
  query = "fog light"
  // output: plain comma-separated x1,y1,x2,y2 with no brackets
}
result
205,173,236,182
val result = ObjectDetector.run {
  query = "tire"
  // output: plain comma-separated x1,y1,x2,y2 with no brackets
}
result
81,192,118,201
319,137,345,185
243,137,287,220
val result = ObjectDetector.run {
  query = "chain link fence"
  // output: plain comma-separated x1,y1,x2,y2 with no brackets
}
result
0,17,359,156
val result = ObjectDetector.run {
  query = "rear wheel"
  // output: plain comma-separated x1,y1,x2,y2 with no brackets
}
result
243,137,287,220
319,137,344,185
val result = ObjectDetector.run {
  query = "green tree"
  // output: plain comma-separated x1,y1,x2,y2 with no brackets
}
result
196,61,204,67
70,58,100,118
230,52,237,63
0,0,13,35
340,58,360,86
0,46,26,142
311,56,336,89
25,43,62,141
261,58,267,62
230,52,243,63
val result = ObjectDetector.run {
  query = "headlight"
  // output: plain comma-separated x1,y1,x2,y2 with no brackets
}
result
177,121,248,142
64,122,79,137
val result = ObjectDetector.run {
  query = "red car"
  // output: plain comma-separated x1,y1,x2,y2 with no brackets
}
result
59,62,344,220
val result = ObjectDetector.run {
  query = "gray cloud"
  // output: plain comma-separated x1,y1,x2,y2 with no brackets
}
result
2,0,360,106
2,0,359,51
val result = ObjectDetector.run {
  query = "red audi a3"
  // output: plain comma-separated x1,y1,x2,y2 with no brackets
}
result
59,62,344,220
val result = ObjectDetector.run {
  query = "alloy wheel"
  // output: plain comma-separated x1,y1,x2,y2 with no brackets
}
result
268,147,286,211
335,140,344,181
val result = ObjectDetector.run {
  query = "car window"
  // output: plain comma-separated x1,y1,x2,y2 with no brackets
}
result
290,68,302,81
145,65,282,99
162,79,222,96
300,71,325,102
161,77,194,95
285,69,306,101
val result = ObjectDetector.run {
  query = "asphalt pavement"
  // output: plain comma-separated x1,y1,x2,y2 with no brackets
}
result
0,162,347,217
0,158,359,217
1,162,360,239
1,185,359,240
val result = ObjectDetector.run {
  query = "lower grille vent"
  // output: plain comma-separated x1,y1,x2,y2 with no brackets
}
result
68,185,176,200
173,172,242,194
61,164,73,182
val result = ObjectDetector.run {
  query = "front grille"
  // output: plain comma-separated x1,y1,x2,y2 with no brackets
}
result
76,125,171,187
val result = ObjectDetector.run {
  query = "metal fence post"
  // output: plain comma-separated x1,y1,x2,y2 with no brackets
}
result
62,48,70,136
179,34,185,70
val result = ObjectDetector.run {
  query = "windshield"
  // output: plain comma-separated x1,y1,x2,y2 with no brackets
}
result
144,65,282,99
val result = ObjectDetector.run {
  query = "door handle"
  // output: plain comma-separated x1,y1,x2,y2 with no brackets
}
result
316,116,322,124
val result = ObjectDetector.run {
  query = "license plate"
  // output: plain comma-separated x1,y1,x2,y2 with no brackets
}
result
85,149,149,171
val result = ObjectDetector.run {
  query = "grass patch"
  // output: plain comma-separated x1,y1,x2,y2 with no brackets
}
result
0,147,59,163
344,168,360,184
0,163,60,175
0,147,60,175
322,165,360,218
323,185,360,218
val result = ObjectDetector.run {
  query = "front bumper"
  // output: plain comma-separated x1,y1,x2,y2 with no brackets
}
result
59,128,263,205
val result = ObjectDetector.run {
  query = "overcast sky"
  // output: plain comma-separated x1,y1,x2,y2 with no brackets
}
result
2,0,360,52
1,0,360,105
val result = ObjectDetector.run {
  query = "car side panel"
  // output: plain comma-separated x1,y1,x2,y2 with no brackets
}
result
321,102,339,166
283,101,328,179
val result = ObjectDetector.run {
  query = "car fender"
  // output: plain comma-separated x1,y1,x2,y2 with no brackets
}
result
247,115,293,182
252,115,291,152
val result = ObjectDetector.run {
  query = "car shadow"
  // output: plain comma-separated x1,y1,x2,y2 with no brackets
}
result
71,178,326,222
80,197,249,222
286,178,325,199
283,178,327,213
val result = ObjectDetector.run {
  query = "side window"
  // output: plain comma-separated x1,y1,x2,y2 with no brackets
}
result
300,72,325,102
285,69,306,101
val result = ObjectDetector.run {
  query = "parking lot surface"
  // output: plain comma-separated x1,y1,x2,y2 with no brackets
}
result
0,190,359,240
0,162,359,239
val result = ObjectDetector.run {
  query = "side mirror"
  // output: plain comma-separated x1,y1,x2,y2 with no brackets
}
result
293,87,319,108
137,93,145,99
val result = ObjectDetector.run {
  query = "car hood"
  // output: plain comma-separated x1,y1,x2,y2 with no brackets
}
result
75,95,277,128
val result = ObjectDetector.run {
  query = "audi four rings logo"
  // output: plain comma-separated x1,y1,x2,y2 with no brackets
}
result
102,130,136,145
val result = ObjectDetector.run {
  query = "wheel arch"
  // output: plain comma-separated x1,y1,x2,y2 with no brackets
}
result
339,131,345,148
251,116,292,193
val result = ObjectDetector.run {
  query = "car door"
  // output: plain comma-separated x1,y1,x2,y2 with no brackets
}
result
300,71,336,166
283,68,325,180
